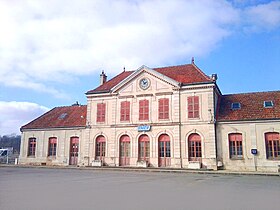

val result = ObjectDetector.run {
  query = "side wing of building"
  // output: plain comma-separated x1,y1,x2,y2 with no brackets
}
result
20,105,87,166
217,92,280,172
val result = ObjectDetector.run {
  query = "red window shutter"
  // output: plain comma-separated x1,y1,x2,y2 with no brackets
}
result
120,101,130,121
139,100,149,121
188,96,199,119
97,103,106,123
158,98,169,120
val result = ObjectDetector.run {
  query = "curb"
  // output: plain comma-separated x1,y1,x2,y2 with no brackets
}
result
1,164,279,177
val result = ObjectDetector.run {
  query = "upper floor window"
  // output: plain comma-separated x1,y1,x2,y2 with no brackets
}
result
229,133,243,159
139,99,149,121
28,137,36,156
264,101,273,108
158,98,169,120
265,132,280,160
97,103,106,123
188,96,199,119
120,101,130,122
231,102,241,110
48,137,57,157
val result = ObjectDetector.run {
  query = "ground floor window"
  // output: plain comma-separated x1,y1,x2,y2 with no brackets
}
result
158,134,171,167
229,133,243,159
120,135,130,166
96,135,106,161
28,138,36,156
188,133,201,161
265,132,280,160
138,134,150,162
48,137,57,157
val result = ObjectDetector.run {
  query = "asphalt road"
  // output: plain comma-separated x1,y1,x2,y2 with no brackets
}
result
0,167,279,210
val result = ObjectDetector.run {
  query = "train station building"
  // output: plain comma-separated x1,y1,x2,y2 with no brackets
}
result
19,62,280,172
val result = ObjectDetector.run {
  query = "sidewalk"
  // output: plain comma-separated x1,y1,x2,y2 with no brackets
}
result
1,164,279,176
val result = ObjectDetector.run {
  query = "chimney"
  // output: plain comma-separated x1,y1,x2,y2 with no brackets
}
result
211,74,218,82
100,70,107,85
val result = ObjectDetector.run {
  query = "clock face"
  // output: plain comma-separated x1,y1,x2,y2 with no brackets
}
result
139,78,150,90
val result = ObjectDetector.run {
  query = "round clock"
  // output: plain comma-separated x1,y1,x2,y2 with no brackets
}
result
139,78,150,90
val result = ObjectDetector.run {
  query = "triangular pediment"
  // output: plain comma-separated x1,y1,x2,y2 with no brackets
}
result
111,65,180,93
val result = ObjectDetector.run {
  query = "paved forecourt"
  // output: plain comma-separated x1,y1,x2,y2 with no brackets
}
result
0,167,279,210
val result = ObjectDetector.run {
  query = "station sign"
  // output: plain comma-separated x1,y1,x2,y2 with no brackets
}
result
138,125,151,132
251,149,258,155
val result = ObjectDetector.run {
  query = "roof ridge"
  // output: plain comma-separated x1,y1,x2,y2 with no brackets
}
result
191,63,211,81
222,90,280,96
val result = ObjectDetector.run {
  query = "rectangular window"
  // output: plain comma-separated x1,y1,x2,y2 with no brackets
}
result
97,103,106,123
139,99,149,121
158,98,169,120
48,137,57,157
229,133,243,159
28,138,36,156
120,101,130,122
265,132,280,160
188,96,199,119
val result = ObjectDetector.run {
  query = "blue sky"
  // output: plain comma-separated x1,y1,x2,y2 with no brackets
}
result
0,0,280,135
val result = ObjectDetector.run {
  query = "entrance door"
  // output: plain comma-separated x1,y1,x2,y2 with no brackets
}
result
158,134,171,167
70,137,79,165
138,134,150,164
119,135,130,166
96,136,106,163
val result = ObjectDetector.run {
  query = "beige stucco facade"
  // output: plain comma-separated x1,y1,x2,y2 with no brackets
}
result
19,65,280,172
217,121,280,172
20,128,86,166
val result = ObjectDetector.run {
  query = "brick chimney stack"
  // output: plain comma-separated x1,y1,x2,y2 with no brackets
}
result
100,70,107,85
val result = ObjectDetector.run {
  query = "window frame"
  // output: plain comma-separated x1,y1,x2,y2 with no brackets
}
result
264,101,274,108
187,96,200,119
120,101,130,122
28,137,36,157
139,99,149,121
231,102,241,110
188,133,202,161
96,103,106,123
228,133,243,159
265,132,280,160
158,98,169,120
48,137,57,157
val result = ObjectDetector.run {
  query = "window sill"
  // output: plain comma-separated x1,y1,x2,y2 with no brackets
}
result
266,158,280,161
230,157,244,160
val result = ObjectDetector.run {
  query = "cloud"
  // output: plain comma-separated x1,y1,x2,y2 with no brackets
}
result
0,101,49,135
0,0,239,96
244,1,280,31
0,0,279,98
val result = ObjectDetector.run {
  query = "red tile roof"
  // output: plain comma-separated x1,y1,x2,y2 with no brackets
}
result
86,64,212,94
21,105,87,130
154,64,211,84
217,91,280,121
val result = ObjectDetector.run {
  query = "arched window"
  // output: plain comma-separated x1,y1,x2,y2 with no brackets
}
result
96,135,106,161
228,133,243,159
120,135,130,166
138,134,150,162
48,137,57,157
158,134,171,167
28,137,36,156
265,132,280,160
188,133,201,161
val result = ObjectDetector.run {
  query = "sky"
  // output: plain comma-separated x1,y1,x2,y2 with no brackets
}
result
0,0,280,135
